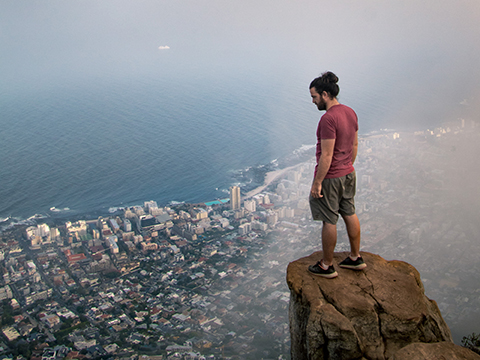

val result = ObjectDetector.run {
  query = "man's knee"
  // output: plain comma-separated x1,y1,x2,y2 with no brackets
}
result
322,222,337,236
342,214,360,233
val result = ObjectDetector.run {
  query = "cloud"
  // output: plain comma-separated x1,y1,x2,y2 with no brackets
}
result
158,45,170,50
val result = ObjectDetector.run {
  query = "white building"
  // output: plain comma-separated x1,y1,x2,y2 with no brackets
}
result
252,221,268,231
106,236,119,254
109,219,120,233
26,223,54,245
144,200,158,211
244,199,256,212
66,220,88,239
238,223,252,235
190,208,208,220
123,218,132,232
285,208,295,218
266,211,278,226
219,218,230,228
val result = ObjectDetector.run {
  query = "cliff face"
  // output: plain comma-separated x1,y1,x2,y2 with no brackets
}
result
391,342,480,360
286,251,477,360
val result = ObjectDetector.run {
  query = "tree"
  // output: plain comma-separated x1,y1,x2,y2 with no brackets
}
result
462,332,480,355
1,300,14,326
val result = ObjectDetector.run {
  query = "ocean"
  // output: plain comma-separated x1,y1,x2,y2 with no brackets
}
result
0,71,330,221
1,58,467,224
2,0,476,224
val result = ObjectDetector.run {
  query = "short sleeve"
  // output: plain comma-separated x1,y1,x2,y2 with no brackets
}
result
319,115,337,140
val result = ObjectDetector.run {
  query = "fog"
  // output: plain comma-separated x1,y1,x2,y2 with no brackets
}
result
2,0,480,131
1,0,480,344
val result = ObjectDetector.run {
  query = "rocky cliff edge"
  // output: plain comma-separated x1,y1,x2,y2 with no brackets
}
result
287,251,480,360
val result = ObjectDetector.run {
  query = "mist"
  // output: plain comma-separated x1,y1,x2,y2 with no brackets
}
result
1,0,480,344
1,0,480,130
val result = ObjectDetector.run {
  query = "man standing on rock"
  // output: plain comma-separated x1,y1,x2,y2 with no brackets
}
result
308,71,366,278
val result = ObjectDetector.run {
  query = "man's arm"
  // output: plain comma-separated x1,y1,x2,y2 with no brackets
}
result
351,131,358,165
310,138,335,198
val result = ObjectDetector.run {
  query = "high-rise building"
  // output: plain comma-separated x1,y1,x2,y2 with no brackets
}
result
244,199,256,213
230,186,241,210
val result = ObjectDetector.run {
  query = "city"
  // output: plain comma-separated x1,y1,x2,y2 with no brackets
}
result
0,119,479,359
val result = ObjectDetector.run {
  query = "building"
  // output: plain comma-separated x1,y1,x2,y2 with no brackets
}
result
244,199,256,213
266,211,278,226
66,220,88,239
141,242,158,252
109,219,120,233
144,200,158,211
26,223,53,245
123,218,132,232
285,208,295,218
67,253,87,264
238,222,251,235
230,186,241,210
106,236,119,254
2,326,20,342
219,218,230,228
0,286,13,301
252,221,268,231
190,208,208,220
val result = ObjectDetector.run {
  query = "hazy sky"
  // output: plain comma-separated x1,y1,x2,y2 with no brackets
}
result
1,1,479,341
1,0,479,129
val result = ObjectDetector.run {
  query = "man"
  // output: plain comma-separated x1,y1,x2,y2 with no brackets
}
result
308,71,366,278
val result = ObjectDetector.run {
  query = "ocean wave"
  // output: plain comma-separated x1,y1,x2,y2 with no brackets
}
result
293,144,315,155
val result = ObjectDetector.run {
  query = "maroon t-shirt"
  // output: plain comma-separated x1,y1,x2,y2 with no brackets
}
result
315,104,358,179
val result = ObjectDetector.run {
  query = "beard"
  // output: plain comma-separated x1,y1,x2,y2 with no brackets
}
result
316,99,326,111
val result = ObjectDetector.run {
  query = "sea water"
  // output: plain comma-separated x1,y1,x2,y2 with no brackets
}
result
0,71,330,221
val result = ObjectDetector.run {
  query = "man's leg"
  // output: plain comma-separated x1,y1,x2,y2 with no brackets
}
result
342,214,361,258
322,222,337,265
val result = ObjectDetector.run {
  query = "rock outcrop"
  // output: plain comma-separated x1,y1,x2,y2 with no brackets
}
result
286,251,466,360
390,342,480,360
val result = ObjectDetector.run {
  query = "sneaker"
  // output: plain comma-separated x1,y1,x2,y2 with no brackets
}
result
339,255,367,270
308,261,338,278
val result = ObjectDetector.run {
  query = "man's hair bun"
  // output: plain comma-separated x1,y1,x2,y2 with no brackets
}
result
321,71,339,84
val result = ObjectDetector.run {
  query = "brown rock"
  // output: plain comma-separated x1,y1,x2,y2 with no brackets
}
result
391,341,480,360
287,251,453,360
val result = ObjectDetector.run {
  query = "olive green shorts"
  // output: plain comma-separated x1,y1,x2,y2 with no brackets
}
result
309,171,356,225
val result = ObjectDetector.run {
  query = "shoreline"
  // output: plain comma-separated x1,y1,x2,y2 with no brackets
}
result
244,162,307,199
242,130,409,200
1,130,409,226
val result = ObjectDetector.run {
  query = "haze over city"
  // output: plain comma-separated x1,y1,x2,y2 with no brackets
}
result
0,0,479,358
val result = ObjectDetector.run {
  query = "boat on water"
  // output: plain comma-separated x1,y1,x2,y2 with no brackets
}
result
50,207,70,212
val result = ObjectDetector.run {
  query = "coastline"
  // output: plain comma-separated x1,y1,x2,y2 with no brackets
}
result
242,130,403,200
244,162,307,199
1,131,400,228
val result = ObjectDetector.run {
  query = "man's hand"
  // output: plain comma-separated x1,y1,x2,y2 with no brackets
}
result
311,138,334,198
310,181,323,198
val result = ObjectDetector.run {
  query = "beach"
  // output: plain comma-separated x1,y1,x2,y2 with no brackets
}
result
244,163,306,199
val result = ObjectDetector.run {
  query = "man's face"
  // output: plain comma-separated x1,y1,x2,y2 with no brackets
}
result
310,87,326,111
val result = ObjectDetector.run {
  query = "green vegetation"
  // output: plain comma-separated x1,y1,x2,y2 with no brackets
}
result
104,270,121,279
80,233,93,242
462,332,480,354
1,300,15,326
55,320,89,343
